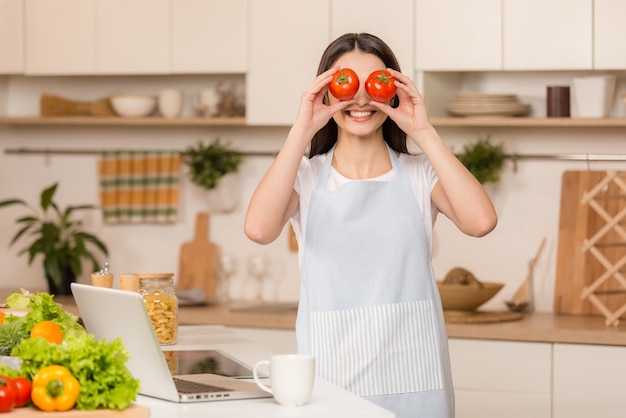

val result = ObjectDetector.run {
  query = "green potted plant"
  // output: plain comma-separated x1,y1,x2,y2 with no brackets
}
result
456,136,506,184
0,183,109,295
183,138,244,213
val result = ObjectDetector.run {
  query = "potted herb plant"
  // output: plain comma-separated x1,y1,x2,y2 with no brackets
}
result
456,136,506,184
0,183,109,295
183,138,244,213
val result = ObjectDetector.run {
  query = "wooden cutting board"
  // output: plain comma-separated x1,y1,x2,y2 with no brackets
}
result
554,170,626,316
177,212,220,300
12,405,149,417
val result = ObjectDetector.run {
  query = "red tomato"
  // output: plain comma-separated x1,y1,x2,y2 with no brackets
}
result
328,68,359,101
12,377,32,408
365,70,397,102
0,375,17,412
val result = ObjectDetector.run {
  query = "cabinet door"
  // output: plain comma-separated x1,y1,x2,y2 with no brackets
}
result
415,0,501,71
331,0,414,77
553,343,626,418
503,0,592,70
0,0,23,74
172,0,247,74
594,0,626,69
247,0,329,125
448,338,552,418
97,0,169,74
25,0,96,75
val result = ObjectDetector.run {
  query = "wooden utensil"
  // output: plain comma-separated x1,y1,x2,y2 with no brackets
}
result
177,212,220,300
40,93,114,117
508,237,546,310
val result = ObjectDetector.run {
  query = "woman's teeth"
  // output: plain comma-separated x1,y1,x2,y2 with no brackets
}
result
348,110,373,118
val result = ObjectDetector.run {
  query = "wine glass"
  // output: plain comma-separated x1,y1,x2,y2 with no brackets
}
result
247,254,269,302
218,254,238,302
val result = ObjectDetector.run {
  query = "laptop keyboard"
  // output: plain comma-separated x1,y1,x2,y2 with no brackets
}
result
173,377,232,394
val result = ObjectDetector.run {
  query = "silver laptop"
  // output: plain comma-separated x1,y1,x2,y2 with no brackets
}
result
70,283,270,403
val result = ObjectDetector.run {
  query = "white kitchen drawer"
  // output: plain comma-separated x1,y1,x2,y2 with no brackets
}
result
448,338,552,393
553,343,626,418
455,390,551,418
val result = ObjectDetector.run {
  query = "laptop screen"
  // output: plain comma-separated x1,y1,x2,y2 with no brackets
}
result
162,349,255,378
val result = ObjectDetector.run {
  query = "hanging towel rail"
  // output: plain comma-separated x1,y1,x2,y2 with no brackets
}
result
3,147,277,157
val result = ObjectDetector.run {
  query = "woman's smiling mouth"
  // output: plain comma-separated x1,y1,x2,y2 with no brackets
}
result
346,110,374,120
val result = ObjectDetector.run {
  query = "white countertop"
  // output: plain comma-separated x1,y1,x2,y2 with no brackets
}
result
135,325,394,418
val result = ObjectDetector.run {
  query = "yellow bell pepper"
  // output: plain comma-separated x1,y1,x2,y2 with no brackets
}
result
31,365,80,412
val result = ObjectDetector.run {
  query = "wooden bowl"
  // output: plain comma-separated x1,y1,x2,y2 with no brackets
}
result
437,281,504,311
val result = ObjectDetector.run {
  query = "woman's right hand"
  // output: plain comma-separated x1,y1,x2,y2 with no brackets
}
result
293,66,354,139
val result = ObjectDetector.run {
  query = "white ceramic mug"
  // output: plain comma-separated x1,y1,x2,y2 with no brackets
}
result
158,89,183,118
253,354,315,406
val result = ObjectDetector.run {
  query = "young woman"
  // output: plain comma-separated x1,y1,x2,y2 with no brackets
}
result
244,33,497,418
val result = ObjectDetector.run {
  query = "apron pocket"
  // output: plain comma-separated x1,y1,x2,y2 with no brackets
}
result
311,299,444,397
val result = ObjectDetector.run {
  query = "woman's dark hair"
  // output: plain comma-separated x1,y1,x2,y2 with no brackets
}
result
309,33,407,157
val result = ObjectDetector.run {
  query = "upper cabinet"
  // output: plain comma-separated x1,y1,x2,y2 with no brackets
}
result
97,0,170,74
503,0,592,70
594,0,626,69
0,0,24,74
331,0,414,76
415,0,501,71
24,0,245,75
172,0,248,74
25,0,97,75
416,0,600,72
247,0,330,126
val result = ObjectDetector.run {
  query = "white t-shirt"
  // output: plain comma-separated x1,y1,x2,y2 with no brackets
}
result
291,152,439,263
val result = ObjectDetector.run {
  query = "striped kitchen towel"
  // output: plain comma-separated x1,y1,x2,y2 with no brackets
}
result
98,150,181,224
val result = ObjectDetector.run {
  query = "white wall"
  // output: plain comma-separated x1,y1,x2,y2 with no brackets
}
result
1,75,626,314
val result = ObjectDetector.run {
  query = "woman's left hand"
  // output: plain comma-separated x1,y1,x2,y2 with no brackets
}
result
369,69,432,139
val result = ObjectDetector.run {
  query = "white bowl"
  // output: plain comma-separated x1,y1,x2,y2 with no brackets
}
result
110,94,157,118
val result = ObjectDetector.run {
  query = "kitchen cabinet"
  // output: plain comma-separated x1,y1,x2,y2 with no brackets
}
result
26,0,239,75
247,0,330,125
97,0,169,74
553,343,626,418
415,0,501,71
0,0,24,74
25,0,97,75
330,0,414,76
594,0,626,69
448,338,552,418
503,0,592,70
171,0,247,74
25,0,169,75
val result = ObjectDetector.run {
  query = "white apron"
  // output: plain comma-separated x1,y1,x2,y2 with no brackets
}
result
296,145,454,418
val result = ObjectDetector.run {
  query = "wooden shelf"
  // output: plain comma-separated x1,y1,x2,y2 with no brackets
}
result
429,117,626,127
1,116,626,128
0,116,247,126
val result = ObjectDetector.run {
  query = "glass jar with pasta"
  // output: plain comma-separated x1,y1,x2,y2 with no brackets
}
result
139,273,178,345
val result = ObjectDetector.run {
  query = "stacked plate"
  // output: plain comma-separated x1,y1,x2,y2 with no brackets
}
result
447,93,531,117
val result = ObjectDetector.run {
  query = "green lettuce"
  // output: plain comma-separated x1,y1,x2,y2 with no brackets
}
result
5,289,32,309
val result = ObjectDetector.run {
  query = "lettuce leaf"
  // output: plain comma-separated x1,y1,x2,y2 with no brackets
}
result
5,289,32,309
